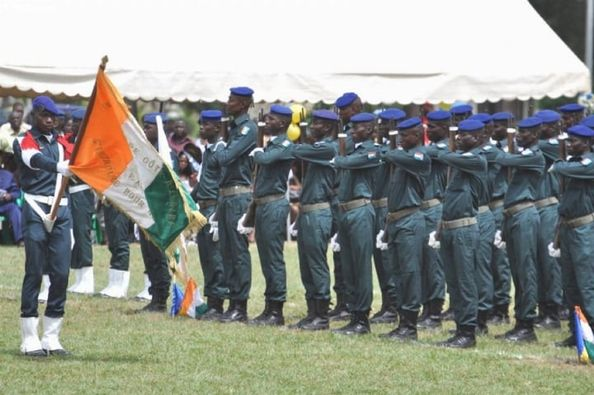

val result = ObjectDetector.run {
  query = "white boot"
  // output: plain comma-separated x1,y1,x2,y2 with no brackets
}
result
100,269,127,298
67,269,82,293
72,267,94,294
136,274,151,301
41,316,68,355
38,275,50,303
20,317,45,356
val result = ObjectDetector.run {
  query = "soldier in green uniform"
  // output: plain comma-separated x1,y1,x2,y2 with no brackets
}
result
290,110,338,330
487,112,513,324
559,103,585,131
436,119,487,348
369,109,404,325
533,109,563,329
468,113,497,335
418,110,450,329
332,112,381,335
495,117,545,342
193,110,228,320
549,124,594,347
378,117,430,341
66,108,95,295
215,87,257,323
328,92,362,321
247,105,294,326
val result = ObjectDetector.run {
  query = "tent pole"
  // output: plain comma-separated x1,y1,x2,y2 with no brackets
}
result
586,0,593,85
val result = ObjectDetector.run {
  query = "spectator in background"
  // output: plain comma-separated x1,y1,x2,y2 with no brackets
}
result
0,111,30,154
0,152,23,245
177,152,197,192
167,119,202,172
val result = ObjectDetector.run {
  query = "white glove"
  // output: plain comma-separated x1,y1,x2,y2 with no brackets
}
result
236,213,254,235
208,221,219,242
330,233,341,252
208,213,218,227
289,222,298,238
428,230,440,249
376,230,388,250
548,242,560,258
494,230,506,250
56,160,72,177
249,147,264,157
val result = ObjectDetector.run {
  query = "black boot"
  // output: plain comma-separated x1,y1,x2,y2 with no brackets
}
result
289,299,315,329
253,301,284,326
476,310,489,335
370,300,398,324
439,325,476,349
199,297,224,321
555,335,576,348
380,309,418,341
328,295,351,322
219,299,248,323
418,303,430,323
559,306,571,321
418,299,443,330
487,303,510,325
301,300,330,331
535,303,561,330
441,306,455,321
249,302,270,325
332,311,370,335
140,291,167,313
496,320,537,343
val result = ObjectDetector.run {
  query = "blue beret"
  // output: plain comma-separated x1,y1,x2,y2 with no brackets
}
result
397,117,422,130
558,103,585,113
350,112,375,123
450,104,473,115
580,115,594,129
230,86,254,97
32,95,62,116
567,124,594,138
312,110,339,122
468,113,492,124
427,110,451,122
492,111,514,121
71,108,86,121
270,104,292,117
517,117,542,129
335,92,359,109
458,119,484,132
143,112,163,124
534,110,561,124
200,110,222,122
378,108,406,121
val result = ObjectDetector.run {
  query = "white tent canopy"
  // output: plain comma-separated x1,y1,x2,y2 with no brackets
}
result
0,0,590,104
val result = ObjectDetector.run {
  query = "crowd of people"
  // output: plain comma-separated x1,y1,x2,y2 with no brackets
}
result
9,88,594,356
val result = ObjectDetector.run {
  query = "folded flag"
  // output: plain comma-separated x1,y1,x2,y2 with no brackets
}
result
170,283,184,317
179,277,207,318
69,68,206,251
574,306,594,364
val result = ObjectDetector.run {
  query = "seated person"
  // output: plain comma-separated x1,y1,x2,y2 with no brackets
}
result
0,154,23,244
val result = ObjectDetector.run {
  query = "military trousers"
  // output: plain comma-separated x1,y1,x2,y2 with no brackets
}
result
70,189,94,269
537,204,563,307
139,231,170,297
103,203,130,271
373,205,399,307
330,195,347,303
491,204,511,308
421,203,445,304
196,205,228,299
476,209,495,312
297,207,332,301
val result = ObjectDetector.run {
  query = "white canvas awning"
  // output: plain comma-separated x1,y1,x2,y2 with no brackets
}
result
0,0,590,104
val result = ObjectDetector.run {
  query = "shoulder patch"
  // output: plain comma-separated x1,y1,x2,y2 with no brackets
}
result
414,151,424,161
581,158,592,166
367,151,378,160
240,126,250,135
482,145,492,151
282,140,290,147
462,152,474,157
548,138,559,145
521,148,534,156
437,143,447,149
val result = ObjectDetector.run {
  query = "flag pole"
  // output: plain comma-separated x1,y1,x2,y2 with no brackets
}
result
47,56,109,226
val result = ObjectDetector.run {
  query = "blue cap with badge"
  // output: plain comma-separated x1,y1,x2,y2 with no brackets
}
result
450,104,473,116
558,103,585,113
71,108,86,121
468,113,492,124
335,92,359,109
427,110,451,122
492,111,514,121
580,115,594,129
312,110,339,122
567,124,594,138
32,95,62,116
350,112,375,123
378,108,406,122
143,112,165,124
200,110,222,122
230,86,254,97
534,109,561,124
458,119,484,132
397,117,422,130
517,117,543,129
270,104,292,117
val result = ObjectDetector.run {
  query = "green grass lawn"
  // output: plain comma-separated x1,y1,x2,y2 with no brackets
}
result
0,242,592,394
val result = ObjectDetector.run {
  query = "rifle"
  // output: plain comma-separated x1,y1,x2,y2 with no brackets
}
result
220,116,229,143
553,131,568,248
299,109,307,180
506,125,516,182
242,109,265,227
338,132,347,156
446,124,458,183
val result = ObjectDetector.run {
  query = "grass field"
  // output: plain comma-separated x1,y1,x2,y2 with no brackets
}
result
0,242,592,394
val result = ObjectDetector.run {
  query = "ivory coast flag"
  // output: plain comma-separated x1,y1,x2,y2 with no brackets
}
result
70,68,206,251
574,306,594,364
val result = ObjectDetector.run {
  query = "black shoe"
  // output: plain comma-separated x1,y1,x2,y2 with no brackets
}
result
219,300,248,323
301,300,330,331
138,294,167,313
289,299,315,329
534,316,561,330
439,333,476,349
45,348,71,356
487,313,510,325
23,349,48,357
198,297,224,321
328,303,351,322
250,301,284,326
555,335,576,348
559,308,571,321
441,308,455,321
380,326,417,341
504,328,537,343
249,302,271,325
332,312,370,336
370,308,398,324
418,316,442,330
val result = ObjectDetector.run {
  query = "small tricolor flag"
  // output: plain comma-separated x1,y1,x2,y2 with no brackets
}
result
69,67,206,251
574,306,594,364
